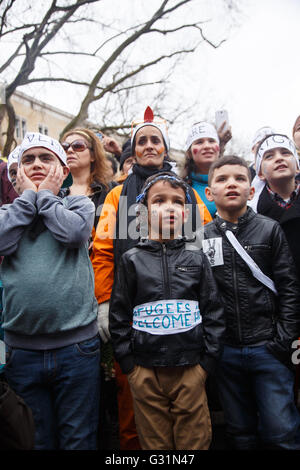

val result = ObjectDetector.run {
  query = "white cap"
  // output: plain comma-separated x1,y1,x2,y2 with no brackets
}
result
256,134,299,175
252,127,276,149
184,122,219,152
7,145,20,182
19,132,68,166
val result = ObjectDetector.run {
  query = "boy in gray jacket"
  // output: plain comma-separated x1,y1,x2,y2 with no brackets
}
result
0,133,100,450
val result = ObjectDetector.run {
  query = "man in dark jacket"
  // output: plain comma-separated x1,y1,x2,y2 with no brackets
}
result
109,172,225,450
204,155,300,450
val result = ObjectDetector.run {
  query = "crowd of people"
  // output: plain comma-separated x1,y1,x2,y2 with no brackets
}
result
1,106,300,451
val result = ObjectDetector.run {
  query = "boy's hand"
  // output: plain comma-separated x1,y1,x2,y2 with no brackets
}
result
15,166,37,195
38,164,64,195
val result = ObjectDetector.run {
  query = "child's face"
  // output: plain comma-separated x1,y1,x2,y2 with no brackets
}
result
259,147,298,183
123,156,136,175
20,147,67,187
190,137,220,173
146,181,188,241
134,126,166,169
205,164,254,216
8,163,18,187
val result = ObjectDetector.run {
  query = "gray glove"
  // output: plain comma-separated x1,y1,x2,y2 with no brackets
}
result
97,301,110,343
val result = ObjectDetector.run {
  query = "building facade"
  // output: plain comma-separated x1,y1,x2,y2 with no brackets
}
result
0,90,74,155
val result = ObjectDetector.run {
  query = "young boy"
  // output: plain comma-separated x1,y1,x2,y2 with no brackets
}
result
109,172,225,450
249,134,300,279
7,145,20,190
204,155,300,450
0,132,100,450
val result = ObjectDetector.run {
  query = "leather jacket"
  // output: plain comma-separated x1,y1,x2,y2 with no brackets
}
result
203,207,300,368
109,237,225,375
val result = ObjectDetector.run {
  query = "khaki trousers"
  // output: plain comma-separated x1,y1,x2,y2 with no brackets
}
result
127,364,212,450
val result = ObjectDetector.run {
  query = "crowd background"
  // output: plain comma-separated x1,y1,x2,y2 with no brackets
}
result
0,108,300,450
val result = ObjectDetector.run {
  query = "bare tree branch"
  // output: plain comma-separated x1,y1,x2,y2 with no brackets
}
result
0,0,238,155
0,0,18,37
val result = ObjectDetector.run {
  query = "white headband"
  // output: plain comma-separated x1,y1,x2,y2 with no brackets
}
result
251,127,276,149
256,134,299,175
19,132,68,166
131,106,170,152
249,134,300,213
7,146,20,182
131,122,170,152
185,122,219,151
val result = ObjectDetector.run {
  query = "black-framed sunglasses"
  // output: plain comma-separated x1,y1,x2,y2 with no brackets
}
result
61,139,92,153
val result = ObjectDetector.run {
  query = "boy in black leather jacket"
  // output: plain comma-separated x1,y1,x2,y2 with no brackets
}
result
204,155,300,450
109,172,225,450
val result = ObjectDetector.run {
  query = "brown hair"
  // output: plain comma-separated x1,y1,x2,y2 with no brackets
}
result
293,116,300,136
208,155,251,186
61,127,111,188
181,148,196,182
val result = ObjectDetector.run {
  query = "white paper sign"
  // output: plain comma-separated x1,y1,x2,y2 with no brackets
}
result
133,299,202,335
202,237,224,267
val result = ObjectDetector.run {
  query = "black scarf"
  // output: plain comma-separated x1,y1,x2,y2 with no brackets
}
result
113,162,198,265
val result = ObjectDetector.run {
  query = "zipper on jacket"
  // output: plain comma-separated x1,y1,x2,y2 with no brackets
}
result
162,243,171,298
232,249,243,343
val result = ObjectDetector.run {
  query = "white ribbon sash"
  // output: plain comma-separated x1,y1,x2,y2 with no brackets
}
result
225,230,278,295
133,299,202,335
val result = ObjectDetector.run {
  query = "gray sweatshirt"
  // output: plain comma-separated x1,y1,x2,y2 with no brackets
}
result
0,189,98,349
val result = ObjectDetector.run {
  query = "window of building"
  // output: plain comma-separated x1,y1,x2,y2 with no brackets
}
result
15,117,27,140
15,117,20,138
38,124,48,135
21,119,26,137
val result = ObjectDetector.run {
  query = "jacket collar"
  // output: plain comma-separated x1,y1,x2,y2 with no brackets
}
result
214,206,256,233
137,237,186,251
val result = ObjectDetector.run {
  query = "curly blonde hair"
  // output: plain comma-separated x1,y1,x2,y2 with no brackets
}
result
61,127,111,188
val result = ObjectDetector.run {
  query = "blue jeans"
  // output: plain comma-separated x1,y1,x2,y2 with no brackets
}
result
216,344,300,449
4,335,101,450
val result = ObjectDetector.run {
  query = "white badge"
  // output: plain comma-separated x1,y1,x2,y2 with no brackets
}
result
202,237,224,267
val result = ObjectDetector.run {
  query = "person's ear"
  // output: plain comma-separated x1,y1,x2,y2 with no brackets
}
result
205,185,214,202
258,170,266,182
248,186,255,201
62,166,70,178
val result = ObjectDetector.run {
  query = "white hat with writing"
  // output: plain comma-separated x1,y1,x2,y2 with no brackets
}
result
19,132,68,166
7,145,20,182
184,121,219,151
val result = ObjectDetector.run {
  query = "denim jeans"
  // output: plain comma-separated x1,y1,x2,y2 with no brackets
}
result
4,335,100,450
216,344,300,450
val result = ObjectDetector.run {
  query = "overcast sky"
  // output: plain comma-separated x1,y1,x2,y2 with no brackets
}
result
174,0,300,159
4,0,300,160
